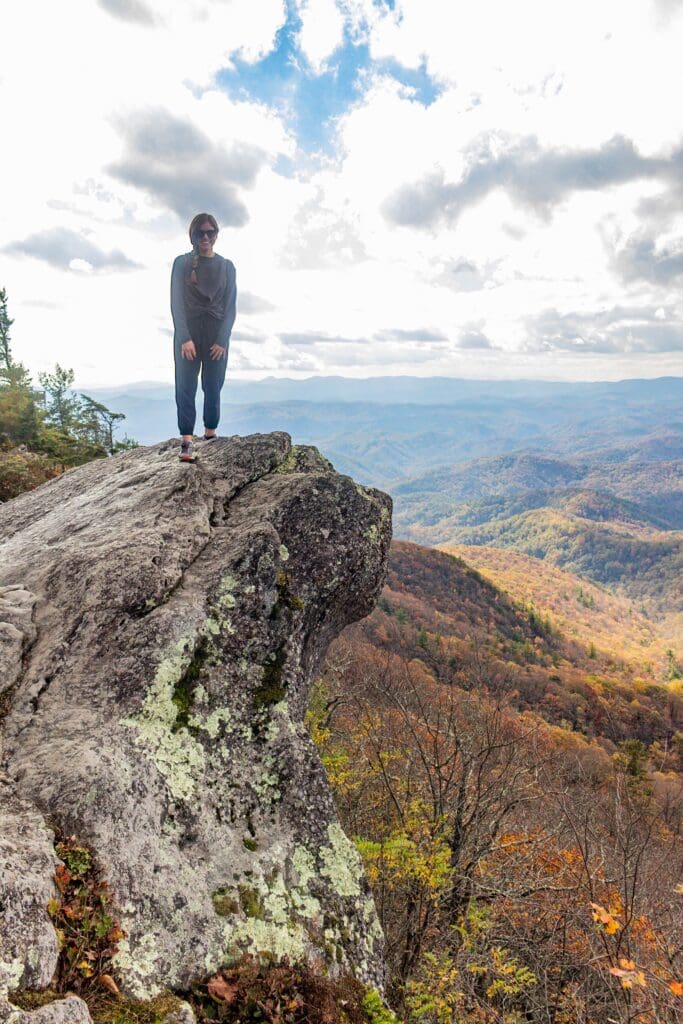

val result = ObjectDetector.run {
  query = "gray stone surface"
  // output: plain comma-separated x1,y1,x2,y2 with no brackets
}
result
0,781,59,991
0,434,391,998
0,996,92,1024
160,1002,196,1024
0,587,37,700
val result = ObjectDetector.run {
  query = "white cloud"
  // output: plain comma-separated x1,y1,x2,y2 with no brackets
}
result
2,0,683,393
96,0,289,71
296,0,346,72
0,1,297,388
364,0,683,152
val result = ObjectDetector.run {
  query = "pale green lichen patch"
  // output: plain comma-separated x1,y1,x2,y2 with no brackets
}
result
213,854,326,966
216,575,238,610
363,899,385,948
263,716,281,742
203,841,381,981
364,524,380,544
261,873,290,926
279,544,289,562
291,845,317,889
206,611,235,637
113,933,161,1000
319,823,362,897
121,639,205,802
204,574,239,637
273,447,301,475
0,956,24,997
229,917,308,962
190,706,233,740
262,700,296,741
290,882,321,920
193,684,208,706
274,700,298,735
252,755,281,804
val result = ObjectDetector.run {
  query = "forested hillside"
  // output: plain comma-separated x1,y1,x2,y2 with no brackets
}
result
445,544,681,665
315,540,683,1023
393,445,683,622
394,448,682,531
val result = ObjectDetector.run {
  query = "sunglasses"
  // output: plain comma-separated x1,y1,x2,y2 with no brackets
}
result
194,228,217,239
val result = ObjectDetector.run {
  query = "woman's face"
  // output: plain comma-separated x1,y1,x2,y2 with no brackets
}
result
195,220,217,255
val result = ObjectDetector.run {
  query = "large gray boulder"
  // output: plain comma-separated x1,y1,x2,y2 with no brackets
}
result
0,435,391,1001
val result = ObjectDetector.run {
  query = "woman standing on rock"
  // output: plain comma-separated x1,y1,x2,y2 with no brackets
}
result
170,213,237,462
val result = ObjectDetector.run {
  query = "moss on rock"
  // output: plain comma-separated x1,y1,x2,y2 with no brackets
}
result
253,650,287,710
212,889,240,918
237,886,264,920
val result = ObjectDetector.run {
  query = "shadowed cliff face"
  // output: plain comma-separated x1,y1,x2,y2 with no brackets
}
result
0,434,392,1007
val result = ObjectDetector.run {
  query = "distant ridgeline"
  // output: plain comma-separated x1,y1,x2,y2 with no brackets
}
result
88,375,682,626
87,376,683,481
392,447,683,627
5,338,681,628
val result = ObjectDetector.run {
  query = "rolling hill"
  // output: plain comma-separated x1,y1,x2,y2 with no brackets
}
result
442,544,680,667
392,447,683,623
328,539,683,760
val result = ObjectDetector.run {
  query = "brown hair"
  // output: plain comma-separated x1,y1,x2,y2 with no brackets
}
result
188,213,219,283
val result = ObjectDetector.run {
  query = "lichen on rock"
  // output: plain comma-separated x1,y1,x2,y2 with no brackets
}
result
320,824,363,898
122,638,207,802
0,433,391,999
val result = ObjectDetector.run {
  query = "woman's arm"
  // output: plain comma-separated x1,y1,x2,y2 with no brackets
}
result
218,261,237,351
170,254,191,343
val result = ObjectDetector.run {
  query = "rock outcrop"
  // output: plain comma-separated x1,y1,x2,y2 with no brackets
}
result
0,434,391,1011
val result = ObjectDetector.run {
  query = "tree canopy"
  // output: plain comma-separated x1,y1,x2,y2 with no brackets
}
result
0,288,136,500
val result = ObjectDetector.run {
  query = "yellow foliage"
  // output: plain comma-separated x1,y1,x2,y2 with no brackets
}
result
404,952,463,1024
590,903,621,935
355,814,451,896
608,959,646,989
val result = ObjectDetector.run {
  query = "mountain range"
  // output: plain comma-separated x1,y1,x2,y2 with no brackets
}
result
89,375,683,485
92,375,682,639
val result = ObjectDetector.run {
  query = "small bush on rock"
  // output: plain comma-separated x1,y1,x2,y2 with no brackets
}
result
50,835,127,997
189,956,392,1024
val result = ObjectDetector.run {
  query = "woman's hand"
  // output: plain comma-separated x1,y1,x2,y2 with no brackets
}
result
209,344,226,360
181,340,197,360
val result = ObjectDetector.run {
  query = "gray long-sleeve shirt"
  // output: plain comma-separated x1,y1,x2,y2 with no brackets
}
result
170,252,237,350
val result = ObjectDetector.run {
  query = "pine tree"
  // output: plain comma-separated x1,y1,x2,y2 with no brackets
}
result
79,395,126,456
38,364,81,435
0,287,14,370
0,289,41,445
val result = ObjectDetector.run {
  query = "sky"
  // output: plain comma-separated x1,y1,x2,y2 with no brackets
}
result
2,0,683,386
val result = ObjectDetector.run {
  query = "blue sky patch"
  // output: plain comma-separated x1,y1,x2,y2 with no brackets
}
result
217,3,440,157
